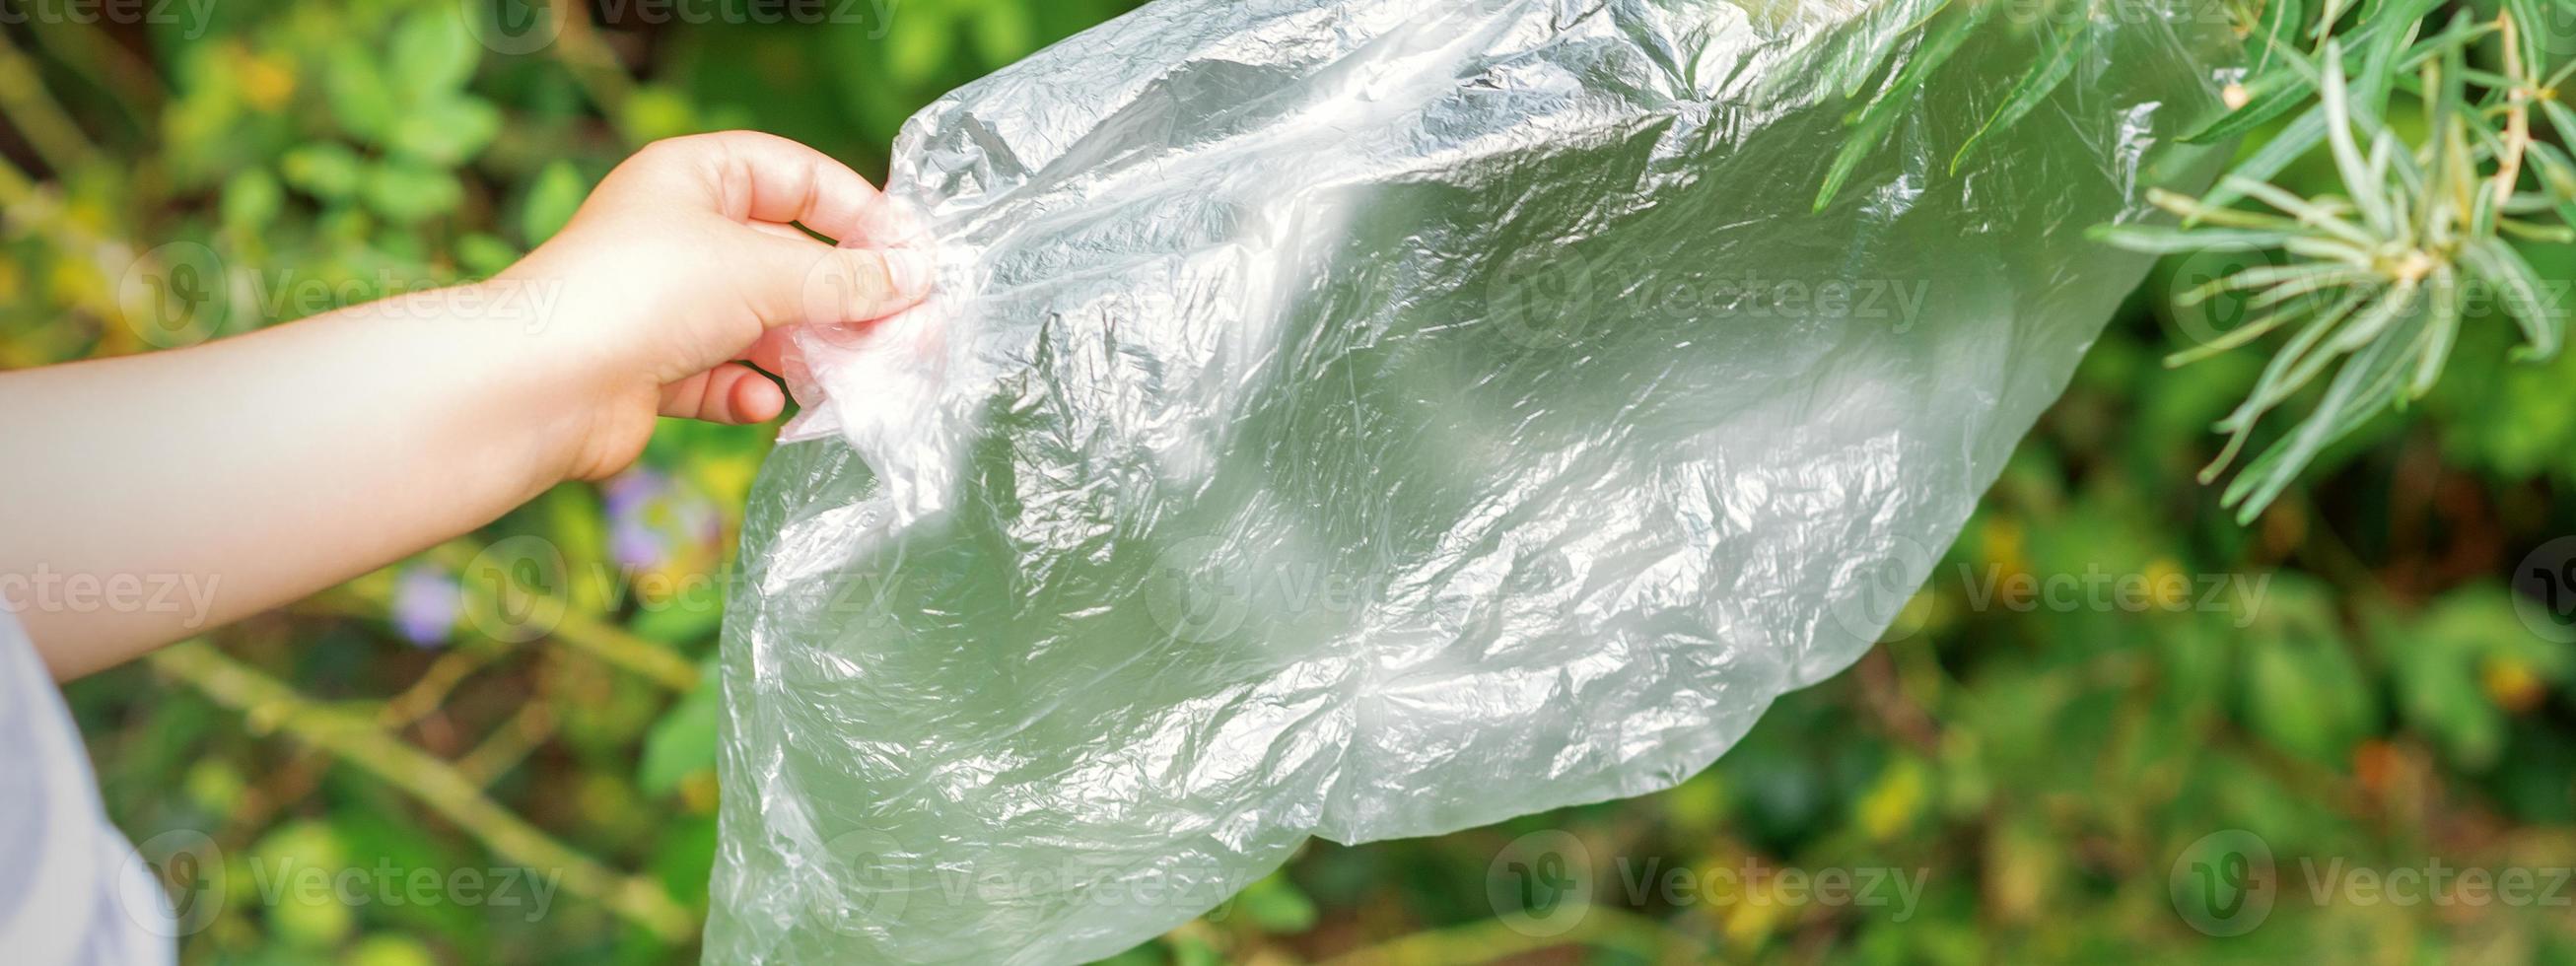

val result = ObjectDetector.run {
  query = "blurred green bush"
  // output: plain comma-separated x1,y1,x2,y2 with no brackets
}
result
6,1,2576,963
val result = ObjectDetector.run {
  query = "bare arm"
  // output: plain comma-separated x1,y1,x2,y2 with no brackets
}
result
0,131,933,677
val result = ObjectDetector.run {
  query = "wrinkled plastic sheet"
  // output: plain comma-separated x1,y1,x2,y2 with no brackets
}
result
710,0,2232,961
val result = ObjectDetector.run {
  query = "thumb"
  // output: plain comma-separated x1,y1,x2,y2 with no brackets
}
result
736,231,937,329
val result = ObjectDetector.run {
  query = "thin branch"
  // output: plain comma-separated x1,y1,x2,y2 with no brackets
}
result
148,640,698,940
1321,907,1706,966
0,30,99,172
24,20,163,127
379,643,515,729
456,702,557,789
404,539,702,692
2490,12,2531,212
547,3,639,136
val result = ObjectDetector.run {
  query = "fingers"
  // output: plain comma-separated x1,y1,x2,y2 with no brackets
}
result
743,327,795,376
640,131,917,245
747,220,817,242
660,363,787,425
732,230,937,330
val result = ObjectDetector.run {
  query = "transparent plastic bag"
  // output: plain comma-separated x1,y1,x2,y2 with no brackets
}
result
710,1,2233,961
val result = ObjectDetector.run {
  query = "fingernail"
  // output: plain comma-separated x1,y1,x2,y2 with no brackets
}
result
886,248,936,299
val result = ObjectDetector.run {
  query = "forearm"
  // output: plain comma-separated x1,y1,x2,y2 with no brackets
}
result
0,131,933,678
0,282,583,677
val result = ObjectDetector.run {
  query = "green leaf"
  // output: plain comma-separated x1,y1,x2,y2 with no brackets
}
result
2240,581,2377,763
359,162,463,226
2414,23,2471,227
1827,0,1955,100
1951,16,2094,173
281,142,365,200
324,46,400,144
2384,587,2562,770
2223,175,2378,247
2165,302,2309,369
2539,98,2576,150
2182,58,2319,145
2318,43,2392,235
388,96,502,167
221,168,284,230
2249,0,2304,74
2500,0,2548,75
2345,8,2412,129
256,818,359,946
639,670,722,795
454,233,521,277
391,7,482,96
650,815,721,898
541,484,611,615
2402,646,2502,769
2087,224,2303,253
2180,0,2437,144
2408,265,2460,397
2224,292,2424,518
2206,286,2371,461
885,4,958,87
520,160,589,245
2461,239,2562,361
630,597,726,647
967,0,1038,65
1815,0,1995,210
617,85,700,143
1231,872,1318,932
2525,140,2576,198
2339,0,2447,58
2178,263,2368,309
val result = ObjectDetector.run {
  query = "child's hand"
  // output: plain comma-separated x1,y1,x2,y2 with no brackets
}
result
0,131,935,674
500,130,936,481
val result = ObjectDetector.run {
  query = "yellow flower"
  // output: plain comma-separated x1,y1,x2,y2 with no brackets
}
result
1856,757,1927,841
2482,656,2547,714
1980,517,2024,569
240,50,298,110
1713,862,1792,948
2142,557,2191,611
682,771,723,815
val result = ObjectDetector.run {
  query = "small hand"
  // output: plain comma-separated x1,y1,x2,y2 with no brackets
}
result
500,130,935,481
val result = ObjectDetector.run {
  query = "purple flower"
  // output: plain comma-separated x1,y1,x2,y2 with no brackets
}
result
604,467,724,573
390,565,459,648
605,468,673,570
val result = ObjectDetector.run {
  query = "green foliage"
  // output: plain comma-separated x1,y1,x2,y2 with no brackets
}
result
2100,3,2576,521
1816,0,1999,209
638,668,721,797
2238,577,2378,763
519,160,588,245
1827,1,2576,523
6,1,2575,964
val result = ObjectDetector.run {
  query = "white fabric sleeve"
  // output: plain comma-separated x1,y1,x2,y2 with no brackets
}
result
0,609,175,965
